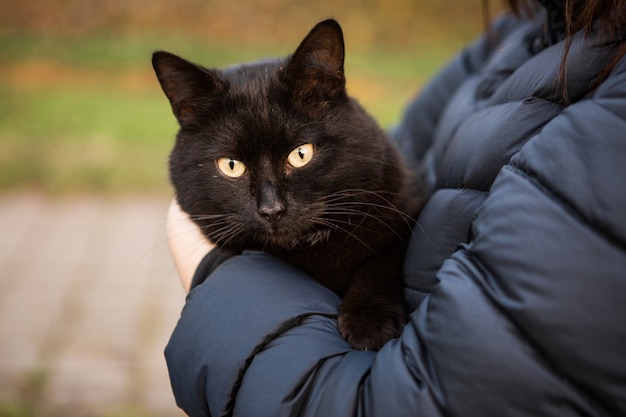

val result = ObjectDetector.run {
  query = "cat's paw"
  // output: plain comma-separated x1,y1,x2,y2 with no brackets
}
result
338,303,405,351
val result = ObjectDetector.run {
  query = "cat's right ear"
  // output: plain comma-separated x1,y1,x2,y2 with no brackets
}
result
152,51,223,126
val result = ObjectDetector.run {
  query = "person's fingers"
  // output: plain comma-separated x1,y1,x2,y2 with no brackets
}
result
166,198,216,292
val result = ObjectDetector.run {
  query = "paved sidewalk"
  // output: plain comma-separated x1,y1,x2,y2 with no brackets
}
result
0,192,186,416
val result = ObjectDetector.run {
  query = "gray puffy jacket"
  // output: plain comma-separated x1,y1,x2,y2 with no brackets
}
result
166,4,626,416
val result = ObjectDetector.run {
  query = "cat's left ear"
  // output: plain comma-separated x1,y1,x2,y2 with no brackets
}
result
284,19,346,105
152,51,224,126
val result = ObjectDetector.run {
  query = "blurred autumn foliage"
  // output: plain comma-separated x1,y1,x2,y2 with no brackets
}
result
0,0,504,193
0,0,493,47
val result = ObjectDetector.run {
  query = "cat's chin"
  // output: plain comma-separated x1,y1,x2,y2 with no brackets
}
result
263,227,332,250
300,228,332,246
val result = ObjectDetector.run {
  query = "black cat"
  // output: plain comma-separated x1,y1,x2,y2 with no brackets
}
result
153,19,422,350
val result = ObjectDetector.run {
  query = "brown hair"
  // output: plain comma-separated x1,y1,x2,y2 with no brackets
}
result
504,0,626,102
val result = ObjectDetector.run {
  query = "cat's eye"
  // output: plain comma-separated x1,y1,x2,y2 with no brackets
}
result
216,157,246,178
287,144,314,169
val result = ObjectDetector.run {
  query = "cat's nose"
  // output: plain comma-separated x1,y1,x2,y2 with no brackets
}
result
257,184,286,224
257,202,286,223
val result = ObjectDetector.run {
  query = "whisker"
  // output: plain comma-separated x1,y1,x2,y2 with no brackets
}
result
323,189,416,227
191,213,247,248
207,221,244,246
325,187,407,200
317,214,393,237
309,217,376,253
322,209,408,239
326,200,414,221
189,213,233,221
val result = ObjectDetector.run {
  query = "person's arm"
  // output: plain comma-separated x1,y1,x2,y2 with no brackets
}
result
166,198,215,292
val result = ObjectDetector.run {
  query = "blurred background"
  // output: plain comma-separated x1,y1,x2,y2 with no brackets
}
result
0,0,500,415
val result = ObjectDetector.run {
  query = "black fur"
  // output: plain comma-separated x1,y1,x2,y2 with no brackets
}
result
153,19,422,350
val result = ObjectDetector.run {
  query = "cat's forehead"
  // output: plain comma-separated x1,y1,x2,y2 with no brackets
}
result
209,59,299,151
217,59,289,123
223,58,284,92
204,105,301,160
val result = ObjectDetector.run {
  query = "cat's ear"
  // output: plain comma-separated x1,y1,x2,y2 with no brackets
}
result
284,19,346,105
152,51,223,126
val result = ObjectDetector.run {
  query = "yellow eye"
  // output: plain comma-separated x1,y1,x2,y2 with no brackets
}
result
216,158,246,178
287,144,314,168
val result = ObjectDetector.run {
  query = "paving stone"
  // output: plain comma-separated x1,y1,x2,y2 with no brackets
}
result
0,193,185,416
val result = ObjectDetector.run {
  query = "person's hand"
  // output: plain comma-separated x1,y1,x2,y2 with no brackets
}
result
166,198,216,292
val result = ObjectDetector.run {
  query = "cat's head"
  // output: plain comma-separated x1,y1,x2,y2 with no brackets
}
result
153,19,399,250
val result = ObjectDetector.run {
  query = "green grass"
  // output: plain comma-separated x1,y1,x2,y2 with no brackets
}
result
1,88,173,140
0,31,292,70
0,87,175,193
0,33,460,194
